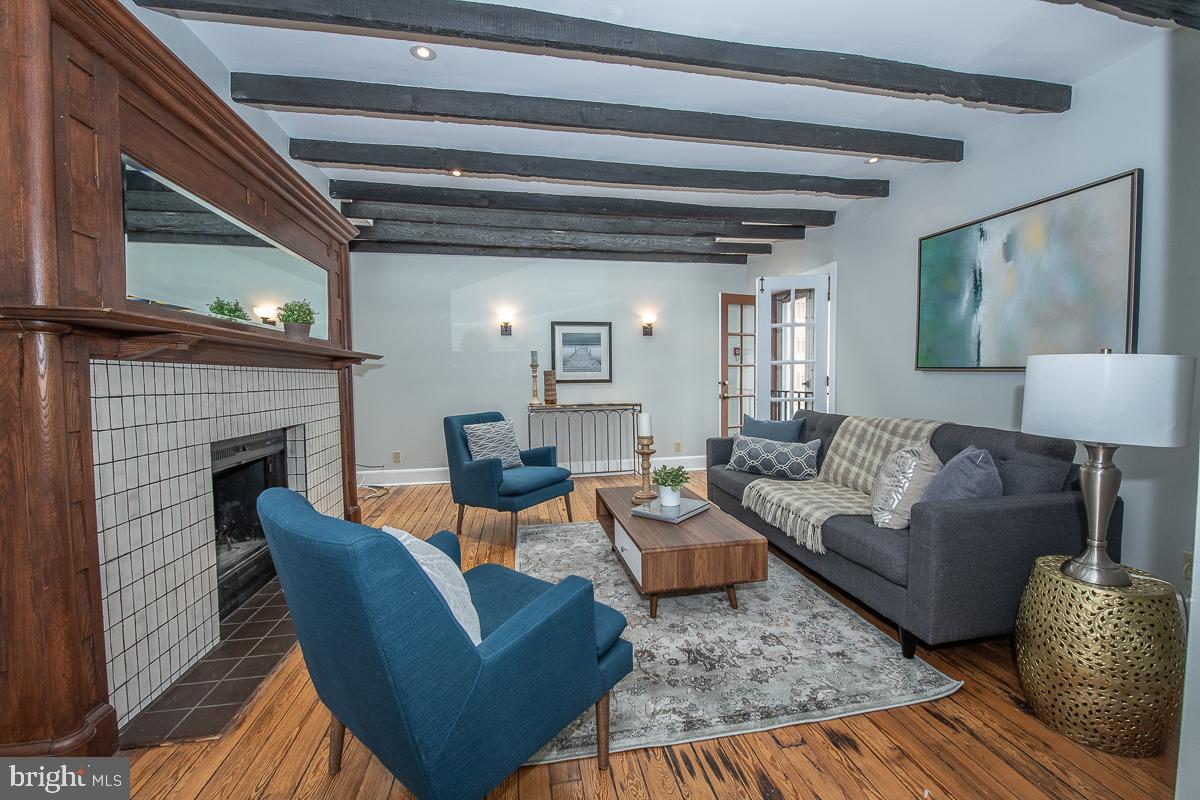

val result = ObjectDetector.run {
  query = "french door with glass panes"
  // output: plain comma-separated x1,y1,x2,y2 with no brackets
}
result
755,274,833,417
719,293,756,435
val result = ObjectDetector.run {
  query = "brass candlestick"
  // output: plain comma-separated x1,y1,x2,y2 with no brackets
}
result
633,435,658,504
530,362,540,405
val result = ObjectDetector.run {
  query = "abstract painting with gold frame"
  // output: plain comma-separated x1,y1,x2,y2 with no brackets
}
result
916,170,1142,371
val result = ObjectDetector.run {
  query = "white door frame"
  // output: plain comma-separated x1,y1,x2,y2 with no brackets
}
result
754,263,837,416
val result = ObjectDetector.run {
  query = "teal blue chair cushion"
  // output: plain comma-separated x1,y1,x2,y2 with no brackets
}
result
499,465,573,496
464,563,627,657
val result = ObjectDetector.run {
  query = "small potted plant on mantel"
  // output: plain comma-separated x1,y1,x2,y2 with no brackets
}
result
208,296,251,323
278,299,317,342
651,465,689,508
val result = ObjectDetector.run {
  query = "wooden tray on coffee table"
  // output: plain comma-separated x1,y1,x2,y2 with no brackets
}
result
595,486,768,618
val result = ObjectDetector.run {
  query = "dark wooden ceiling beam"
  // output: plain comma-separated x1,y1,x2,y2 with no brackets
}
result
233,73,962,162
340,200,805,239
123,209,253,237
136,0,1072,112
123,190,211,213
349,242,748,264
294,140,888,197
355,219,772,254
126,232,270,247
330,181,835,226
1043,0,1200,29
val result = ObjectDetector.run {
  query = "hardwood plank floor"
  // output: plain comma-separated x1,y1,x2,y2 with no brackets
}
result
123,473,1179,798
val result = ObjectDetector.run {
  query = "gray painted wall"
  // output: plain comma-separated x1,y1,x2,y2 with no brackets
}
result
749,32,1200,591
350,254,746,475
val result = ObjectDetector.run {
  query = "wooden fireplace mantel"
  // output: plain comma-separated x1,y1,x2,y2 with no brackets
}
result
0,306,381,368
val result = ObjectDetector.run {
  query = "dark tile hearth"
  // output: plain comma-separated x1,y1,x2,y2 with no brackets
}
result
118,579,296,748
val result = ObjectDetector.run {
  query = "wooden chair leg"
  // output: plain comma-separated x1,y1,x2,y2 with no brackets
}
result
565,493,574,522
510,510,519,539
456,504,465,535
328,713,345,775
596,693,610,770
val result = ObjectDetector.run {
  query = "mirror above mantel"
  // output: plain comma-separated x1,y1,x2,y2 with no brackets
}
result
121,155,331,340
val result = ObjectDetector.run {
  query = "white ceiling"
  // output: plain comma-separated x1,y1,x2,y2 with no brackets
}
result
176,0,1166,212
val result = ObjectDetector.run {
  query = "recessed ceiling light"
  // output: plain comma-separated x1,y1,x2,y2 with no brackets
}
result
410,44,437,61
450,168,463,177
866,156,880,164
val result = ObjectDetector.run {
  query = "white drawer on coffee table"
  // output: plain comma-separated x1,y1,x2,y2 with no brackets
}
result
613,521,643,585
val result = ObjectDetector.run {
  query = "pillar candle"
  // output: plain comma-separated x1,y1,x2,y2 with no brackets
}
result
637,413,652,437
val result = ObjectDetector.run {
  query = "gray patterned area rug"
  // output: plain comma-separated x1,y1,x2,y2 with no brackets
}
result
516,521,961,764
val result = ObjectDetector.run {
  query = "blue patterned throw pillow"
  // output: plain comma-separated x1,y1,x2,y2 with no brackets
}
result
463,420,523,468
726,435,820,481
741,415,805,443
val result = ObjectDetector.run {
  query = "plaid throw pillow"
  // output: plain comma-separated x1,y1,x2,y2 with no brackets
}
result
463,420,523,468
727,435,820,481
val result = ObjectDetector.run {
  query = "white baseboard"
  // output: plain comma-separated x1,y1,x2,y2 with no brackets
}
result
358,455,706,487
649,455,707,471
358,467,449,486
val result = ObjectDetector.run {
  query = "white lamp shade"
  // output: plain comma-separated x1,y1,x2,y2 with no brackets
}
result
1022,353,1197,447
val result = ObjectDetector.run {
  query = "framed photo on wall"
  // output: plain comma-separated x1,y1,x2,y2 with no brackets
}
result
916,169,1142,371
551,321,612,383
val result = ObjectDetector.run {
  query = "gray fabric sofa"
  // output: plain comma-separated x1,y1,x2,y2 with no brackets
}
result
706,411,1123,656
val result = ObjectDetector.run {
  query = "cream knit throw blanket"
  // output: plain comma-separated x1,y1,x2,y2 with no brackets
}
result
743,416,942,553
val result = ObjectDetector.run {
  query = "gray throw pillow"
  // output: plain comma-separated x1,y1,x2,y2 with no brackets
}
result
923,445,1002,502
870,441,943,529
741,415,805,443
726,435,820,480
463,420,523,468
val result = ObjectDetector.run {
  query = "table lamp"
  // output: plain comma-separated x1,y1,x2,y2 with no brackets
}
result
1021,351,1196,586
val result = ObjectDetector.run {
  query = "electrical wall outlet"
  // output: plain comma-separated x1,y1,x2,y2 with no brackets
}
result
392,449,403,464
674,440,683,453
1185,551,1194,583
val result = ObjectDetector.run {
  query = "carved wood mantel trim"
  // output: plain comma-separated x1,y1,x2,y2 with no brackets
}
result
50,0,357,245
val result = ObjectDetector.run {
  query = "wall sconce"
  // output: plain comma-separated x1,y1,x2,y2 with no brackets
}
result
497,308,515,336
642,313,657,337
253,305,278,325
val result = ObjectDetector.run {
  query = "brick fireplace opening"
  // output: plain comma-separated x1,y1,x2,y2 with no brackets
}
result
212,430,286,618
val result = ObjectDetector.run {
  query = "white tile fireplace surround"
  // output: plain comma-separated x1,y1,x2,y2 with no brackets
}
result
89,360,344,725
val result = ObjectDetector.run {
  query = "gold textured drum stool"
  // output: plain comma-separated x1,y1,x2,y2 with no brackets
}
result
1014,555,1186,756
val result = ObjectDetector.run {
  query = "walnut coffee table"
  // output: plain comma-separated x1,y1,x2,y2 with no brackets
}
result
595,486,768,618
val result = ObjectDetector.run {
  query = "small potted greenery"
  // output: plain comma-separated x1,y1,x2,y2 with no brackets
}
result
278,299,317,342
651,465,689,508
208,296,250,322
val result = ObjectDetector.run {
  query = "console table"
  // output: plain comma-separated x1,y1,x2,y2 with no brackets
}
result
528,402,641,475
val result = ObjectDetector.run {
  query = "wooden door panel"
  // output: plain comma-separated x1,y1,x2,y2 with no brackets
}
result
719,293,755,435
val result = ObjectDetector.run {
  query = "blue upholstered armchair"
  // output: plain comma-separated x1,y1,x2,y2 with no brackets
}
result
444,412,575,536
257,488,632,800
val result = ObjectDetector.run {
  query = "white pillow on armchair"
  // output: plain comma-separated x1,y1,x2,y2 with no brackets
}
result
382,526,482,645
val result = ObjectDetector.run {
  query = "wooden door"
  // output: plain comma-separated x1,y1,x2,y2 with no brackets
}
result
719,293,756,435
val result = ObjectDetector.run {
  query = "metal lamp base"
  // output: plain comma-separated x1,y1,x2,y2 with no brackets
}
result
1062,556,1131,587
1064,443,1131,588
